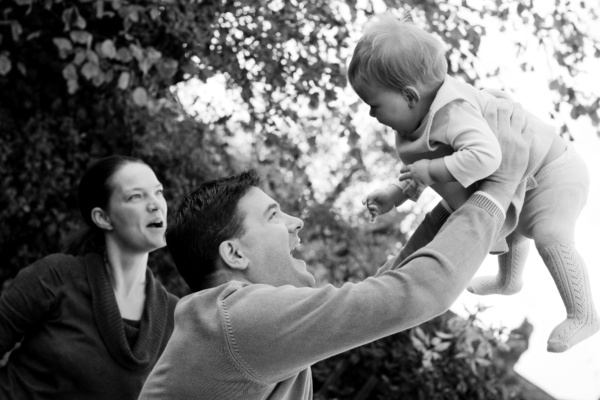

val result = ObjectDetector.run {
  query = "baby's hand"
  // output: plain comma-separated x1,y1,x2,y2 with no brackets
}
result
399,160,435,187
362,188,396,222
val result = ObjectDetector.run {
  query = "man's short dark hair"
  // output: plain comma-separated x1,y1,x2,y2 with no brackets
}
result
166,169,262,292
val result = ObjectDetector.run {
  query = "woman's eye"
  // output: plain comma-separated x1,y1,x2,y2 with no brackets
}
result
129,194,141,200
157,189,164,196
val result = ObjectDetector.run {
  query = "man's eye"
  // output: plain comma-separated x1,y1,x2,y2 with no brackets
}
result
129,194,141,200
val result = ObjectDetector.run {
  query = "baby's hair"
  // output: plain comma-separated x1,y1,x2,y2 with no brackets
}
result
348,13,447,97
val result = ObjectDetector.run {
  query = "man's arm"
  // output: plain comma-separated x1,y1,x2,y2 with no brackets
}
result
224,100,528,384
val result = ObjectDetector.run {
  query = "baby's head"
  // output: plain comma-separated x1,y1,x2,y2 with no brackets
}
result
348,14,447,96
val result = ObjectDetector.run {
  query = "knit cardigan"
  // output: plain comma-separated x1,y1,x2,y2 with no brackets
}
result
0,253,178,400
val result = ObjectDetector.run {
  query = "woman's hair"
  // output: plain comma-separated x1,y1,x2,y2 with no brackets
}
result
348,13,447,97
64,155,147,256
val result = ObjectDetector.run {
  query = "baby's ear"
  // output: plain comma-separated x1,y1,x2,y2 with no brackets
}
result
403,86,420,107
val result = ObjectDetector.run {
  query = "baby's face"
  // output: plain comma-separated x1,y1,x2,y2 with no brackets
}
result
359,86,422,137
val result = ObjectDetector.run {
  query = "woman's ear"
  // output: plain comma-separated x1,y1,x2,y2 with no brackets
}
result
218,240,249,271
91,207,113,231
403,86,421,108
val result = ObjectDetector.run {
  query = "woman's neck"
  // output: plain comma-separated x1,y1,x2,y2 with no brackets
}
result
104,241,148,297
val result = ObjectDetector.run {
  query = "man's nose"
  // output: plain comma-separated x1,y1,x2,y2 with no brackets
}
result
286,214,304,232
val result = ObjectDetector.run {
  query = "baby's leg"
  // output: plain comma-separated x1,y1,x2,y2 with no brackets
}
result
521,143,599,352
467,231,530,295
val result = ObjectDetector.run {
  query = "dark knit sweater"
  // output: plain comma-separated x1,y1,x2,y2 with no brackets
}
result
0,253,178,400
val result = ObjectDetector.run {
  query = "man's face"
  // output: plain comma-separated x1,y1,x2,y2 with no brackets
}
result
235,187,315,288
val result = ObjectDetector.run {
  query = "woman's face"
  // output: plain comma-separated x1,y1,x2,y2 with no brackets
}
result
104,162,167,254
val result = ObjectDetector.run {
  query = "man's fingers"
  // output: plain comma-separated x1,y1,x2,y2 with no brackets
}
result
361,195,368,205
483,99,499,133
509,102,526,134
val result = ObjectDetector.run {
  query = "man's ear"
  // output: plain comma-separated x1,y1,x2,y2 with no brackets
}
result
403,86,420,108
91,207,113,231
218,240,249,271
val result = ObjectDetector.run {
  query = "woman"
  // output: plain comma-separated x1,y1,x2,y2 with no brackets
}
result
0,156,178,399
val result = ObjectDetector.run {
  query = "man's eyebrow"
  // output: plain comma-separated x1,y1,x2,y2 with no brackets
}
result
124,183,163,192
263,202,280,217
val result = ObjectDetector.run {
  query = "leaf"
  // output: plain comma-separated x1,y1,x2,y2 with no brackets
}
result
129,44,144,61
73,49,86,65
52,38,73,58
26,31,41,41
434,330,455,340
146,47,162,62
434,341,451,352
125,6,140,22
132,87,148,106
150,7,161,20
80,62,100,80
17,62,26,76
86,49,99,65
11,21,23,42
99,40,117,58
95,0,105,18
91,71,105,87
62,63,77,80
116,47,132,63
67,78,79,94
138,58,152,75
70,30,92,45
74,14,87,30
156,58,178,79
414,326,429,346
62,8,74,30
0,53,12,76
117,71,130,89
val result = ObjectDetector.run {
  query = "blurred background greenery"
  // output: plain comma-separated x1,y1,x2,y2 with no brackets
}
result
1,0,598,398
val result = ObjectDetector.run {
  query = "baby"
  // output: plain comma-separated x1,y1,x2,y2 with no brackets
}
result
349,14,599,352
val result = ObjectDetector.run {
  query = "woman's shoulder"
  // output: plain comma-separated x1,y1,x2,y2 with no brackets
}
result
18,253,89,282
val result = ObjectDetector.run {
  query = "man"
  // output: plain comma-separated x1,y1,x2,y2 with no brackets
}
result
139,100,528,399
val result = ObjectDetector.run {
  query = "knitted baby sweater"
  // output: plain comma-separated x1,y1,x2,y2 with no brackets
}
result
0,253,178,400
396,75,556,250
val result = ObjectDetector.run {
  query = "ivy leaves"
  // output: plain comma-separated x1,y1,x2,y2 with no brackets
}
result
4,0,180,110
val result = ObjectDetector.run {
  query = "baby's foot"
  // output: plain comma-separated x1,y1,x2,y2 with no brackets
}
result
547,313,600,353
466,275,523,296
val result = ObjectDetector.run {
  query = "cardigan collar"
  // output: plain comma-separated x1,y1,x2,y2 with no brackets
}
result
84,252,168,371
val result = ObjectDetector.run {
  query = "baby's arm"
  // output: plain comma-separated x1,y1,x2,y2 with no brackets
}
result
363,179,422,222
400,102,502,189
399,158,455,187
441,102,503,188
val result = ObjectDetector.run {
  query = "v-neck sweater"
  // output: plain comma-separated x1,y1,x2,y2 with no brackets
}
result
0,253,178,400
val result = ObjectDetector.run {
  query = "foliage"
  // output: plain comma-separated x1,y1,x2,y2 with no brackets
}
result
312,308,524,400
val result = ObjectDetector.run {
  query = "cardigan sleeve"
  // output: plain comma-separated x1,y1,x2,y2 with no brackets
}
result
374,200,452,277
432,101,502,188
219,193,504,385
0,256,62,356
